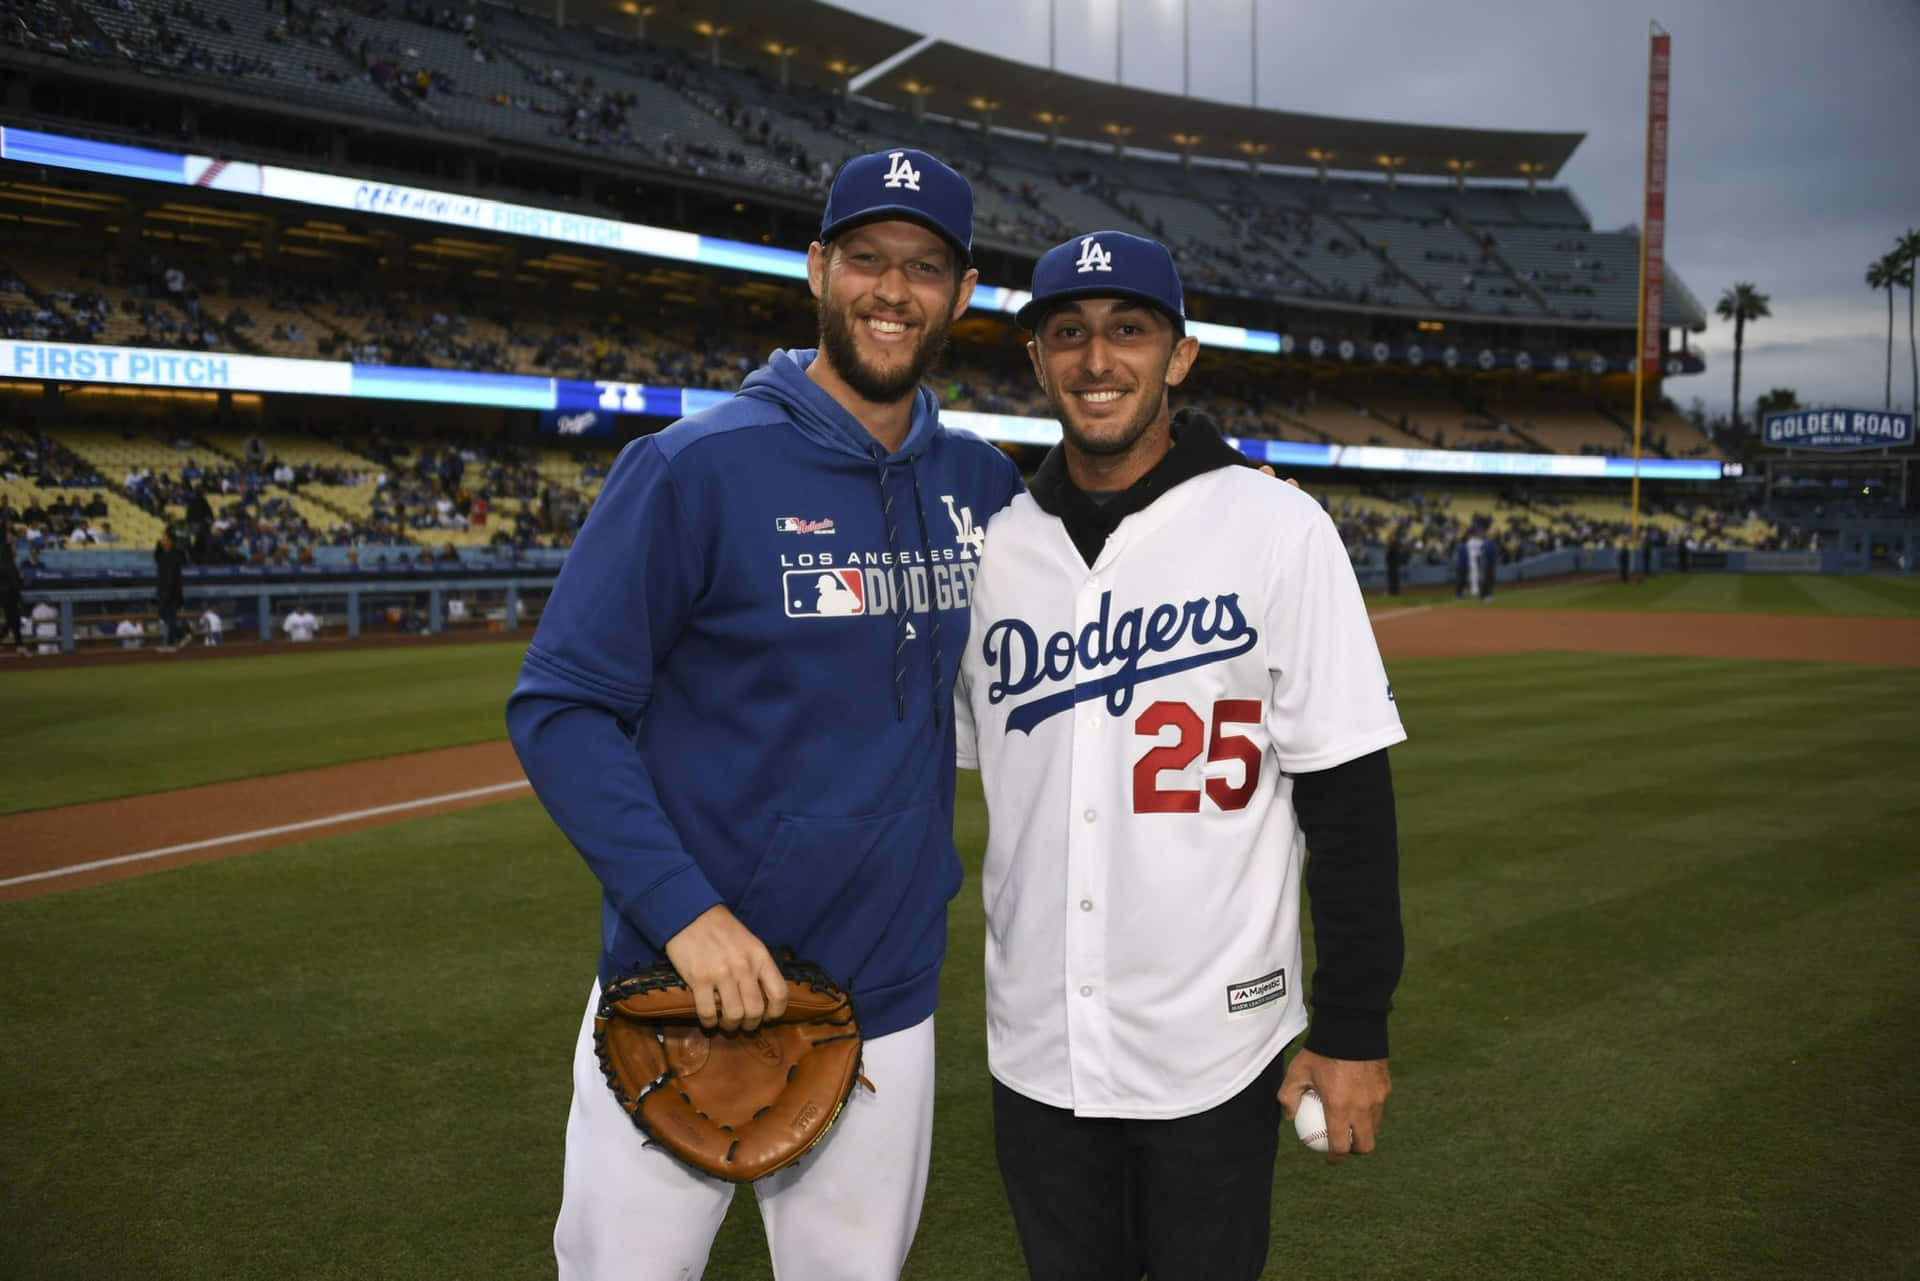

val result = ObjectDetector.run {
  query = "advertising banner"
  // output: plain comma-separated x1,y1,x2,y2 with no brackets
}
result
1761,409,1914,451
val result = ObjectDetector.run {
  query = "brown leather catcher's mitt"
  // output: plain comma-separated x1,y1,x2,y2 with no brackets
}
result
594,958,866,1182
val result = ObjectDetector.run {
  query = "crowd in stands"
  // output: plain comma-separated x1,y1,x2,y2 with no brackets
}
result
2,426,105,488
1,0,113,57
0,400,1851,609
1,415,604,570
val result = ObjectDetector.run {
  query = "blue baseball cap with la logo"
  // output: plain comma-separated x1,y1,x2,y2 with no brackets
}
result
1015,230,1186,332
819,148,974,267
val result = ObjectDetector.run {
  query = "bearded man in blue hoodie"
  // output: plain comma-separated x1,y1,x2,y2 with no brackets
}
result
507,149,1023,1280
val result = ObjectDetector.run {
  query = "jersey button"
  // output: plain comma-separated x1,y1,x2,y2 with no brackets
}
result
1082,808,1096,823
1079,985,1093,997
1079,899,1093,912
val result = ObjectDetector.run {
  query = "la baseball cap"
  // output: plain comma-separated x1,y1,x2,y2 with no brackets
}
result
1015,230,1185,332
818,148,973,267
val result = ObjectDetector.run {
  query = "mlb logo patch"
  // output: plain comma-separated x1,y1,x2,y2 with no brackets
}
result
785,568,865,618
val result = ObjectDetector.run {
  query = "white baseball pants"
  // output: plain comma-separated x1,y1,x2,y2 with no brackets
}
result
554,980,936,1281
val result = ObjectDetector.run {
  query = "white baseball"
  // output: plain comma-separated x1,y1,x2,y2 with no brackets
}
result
1292,1087,1329,1153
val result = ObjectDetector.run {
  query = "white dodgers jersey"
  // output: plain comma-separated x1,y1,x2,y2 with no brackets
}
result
956,467,1405,1120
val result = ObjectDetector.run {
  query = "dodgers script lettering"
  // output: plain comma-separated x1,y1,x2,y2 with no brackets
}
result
983,591,1258,734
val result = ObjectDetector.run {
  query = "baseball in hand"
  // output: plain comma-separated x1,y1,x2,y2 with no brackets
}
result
1293,1087,1330,1153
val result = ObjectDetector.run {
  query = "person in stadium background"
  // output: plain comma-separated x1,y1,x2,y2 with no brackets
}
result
1385,526,1407,595
0,521,25,654
506,147,1023,1281
956,231,1405,1281
281,601,320,641
30,597,58,654
199,602,224,646
153,527,188,651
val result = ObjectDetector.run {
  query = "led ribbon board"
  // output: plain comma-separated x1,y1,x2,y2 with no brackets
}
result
0,339,1729,478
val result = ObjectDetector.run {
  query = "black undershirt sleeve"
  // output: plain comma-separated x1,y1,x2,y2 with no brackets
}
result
1289,747,1404,1061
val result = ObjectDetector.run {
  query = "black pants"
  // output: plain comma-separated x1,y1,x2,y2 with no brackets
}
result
992,1049,1289,1281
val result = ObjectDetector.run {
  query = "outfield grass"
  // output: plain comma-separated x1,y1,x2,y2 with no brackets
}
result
1477,572,1920,616
5,652,1917,1278
0,641,530,814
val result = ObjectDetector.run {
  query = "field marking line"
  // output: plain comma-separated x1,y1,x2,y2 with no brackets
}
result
1369,605,1434,623
0,780,531,889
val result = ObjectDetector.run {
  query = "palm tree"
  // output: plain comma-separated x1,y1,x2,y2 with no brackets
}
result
1715,283,1772,433
1868,254,1896,409
1899,228,1920,414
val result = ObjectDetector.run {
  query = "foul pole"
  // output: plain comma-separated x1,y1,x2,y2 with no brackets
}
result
1631,21,1672,545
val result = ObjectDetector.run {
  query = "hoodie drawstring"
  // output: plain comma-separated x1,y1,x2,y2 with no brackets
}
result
872,450,945,726
873,449,910,721
906,458,944,729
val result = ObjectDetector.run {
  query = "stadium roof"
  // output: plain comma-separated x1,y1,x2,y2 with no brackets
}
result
608,0,1585,181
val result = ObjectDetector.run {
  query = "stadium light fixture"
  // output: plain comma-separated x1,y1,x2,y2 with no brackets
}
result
1375,153,1405,188
901,81,934,122
691,21,728,66
1305,147,1334,183
1515,161,1547,196
823,59,861,96
765,41,798,87
1445,157,1477,191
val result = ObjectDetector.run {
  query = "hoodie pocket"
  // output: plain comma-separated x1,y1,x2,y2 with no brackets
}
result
732,802,959,977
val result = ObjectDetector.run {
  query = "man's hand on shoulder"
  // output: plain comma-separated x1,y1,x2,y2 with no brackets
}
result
662,905,790,1032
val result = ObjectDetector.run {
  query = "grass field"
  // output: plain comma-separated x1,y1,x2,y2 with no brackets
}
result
4,622,1919,1277
1480,572,1920,616
0,644,528,815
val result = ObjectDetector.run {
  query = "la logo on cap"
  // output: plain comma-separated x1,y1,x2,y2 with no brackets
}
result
1075,236,1113,273
883,151,921,191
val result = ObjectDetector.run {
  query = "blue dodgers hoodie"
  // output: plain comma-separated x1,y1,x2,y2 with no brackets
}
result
507,349,1023,1037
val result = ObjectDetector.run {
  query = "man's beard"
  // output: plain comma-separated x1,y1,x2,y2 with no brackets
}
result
818,293,953,405
1046,379,1168,460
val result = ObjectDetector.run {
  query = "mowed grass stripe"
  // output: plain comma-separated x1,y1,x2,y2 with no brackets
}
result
1737,572,1822,615
5,655,1918,1278
1485,573,1920,616
0,641,530,815
1393,865,1918,1279
2,801,599,1281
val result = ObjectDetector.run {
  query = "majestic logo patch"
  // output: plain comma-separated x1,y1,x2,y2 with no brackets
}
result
775,516,836,535
982,591,1258,734
882,151,921,191
1074,236,1113,273
1227,968,1286,1015
784,568,865,617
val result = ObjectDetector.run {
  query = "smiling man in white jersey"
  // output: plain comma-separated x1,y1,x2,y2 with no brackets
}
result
956,231,1407,1281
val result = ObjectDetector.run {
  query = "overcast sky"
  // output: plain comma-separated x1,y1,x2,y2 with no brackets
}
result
832,0,1920,419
